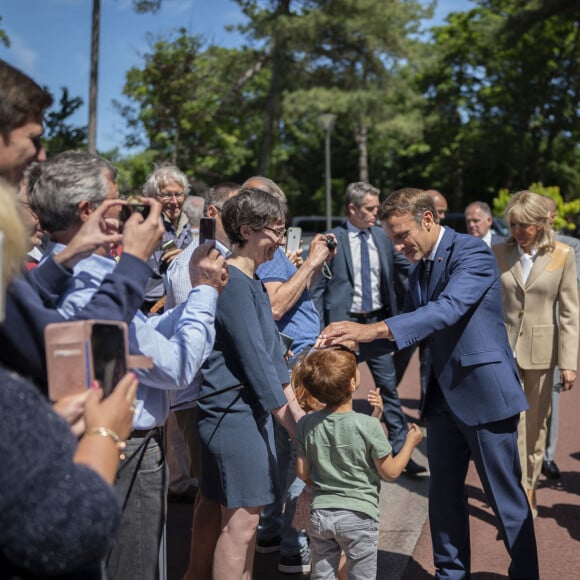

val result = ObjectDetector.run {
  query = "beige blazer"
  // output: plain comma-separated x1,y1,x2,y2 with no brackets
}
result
493,240,579,371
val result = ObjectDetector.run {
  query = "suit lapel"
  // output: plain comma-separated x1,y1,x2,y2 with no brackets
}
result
370,227,390,285
525,252,550,289
498,245,525,290
426,227,454,300
337,225,354,282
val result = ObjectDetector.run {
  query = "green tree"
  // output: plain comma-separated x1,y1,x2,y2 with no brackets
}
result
117,28,269,184
43,88,87,156
401,0,580,209
0,16,10,47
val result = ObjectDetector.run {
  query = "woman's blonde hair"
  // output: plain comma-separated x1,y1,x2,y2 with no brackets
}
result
504,190,554,254
0,177,27,305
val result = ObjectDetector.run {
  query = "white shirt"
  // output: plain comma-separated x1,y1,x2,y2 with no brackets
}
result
346,221,382,313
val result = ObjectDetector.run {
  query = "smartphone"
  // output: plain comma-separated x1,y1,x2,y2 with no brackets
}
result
45,320,129,401
285,226,301,253
199,217,216,244
91,322,128,397
161,239,178,253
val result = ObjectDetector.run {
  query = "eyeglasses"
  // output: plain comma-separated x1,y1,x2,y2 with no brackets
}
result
263,226,287,239
157,191,185,202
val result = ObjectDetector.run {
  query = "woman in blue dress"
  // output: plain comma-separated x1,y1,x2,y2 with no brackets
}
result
197,188,304,580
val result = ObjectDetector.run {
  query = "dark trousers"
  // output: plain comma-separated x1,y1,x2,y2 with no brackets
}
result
106,432,167,580
425,383,538,579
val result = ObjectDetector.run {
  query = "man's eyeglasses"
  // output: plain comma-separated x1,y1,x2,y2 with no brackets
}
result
263,226,287,239
157,191,185,202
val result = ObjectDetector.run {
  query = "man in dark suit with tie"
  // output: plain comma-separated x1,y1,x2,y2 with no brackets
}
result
317,187,538,579
311,181,425,475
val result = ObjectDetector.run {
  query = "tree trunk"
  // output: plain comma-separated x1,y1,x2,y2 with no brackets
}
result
258,0,290,176
355,121,369,182
88,0,100,154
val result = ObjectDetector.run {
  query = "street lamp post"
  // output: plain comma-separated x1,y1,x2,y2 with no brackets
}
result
319,114,337,231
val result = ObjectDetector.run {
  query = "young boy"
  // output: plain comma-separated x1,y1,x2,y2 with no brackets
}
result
295,345,424,580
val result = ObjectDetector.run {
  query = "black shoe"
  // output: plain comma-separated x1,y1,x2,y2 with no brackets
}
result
255,535,281,554
167,485,197,503
278,549,312,574
542,460,561,479
404,458,427,476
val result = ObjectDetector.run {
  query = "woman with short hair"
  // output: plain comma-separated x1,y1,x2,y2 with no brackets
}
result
196,188,304,579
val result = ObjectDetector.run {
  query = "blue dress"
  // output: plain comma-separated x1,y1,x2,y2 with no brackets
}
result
198,266,289,508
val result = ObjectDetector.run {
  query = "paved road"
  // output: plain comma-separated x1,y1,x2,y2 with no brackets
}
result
167,347,580,579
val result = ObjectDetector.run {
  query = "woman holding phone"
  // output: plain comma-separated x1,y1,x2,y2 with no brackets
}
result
196,188,304,580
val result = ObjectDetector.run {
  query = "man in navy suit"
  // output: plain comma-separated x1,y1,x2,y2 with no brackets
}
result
311,182,425,475
318,187,538,579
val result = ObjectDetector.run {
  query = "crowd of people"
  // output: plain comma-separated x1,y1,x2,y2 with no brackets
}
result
1,56,578,580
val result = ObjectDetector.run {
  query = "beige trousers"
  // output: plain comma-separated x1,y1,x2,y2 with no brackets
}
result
517,368,553,491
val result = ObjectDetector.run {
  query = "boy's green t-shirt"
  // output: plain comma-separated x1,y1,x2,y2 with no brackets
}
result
296,410,392,521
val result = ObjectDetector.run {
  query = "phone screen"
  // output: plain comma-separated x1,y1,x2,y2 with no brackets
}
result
91,323,127,397
199,217,216,244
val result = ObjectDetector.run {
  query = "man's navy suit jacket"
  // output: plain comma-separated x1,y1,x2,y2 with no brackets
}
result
311,222,409,328
385,227,528,427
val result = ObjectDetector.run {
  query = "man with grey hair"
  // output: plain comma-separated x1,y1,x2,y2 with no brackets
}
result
311,182,423,476
465,201,505,246
29,151,229,580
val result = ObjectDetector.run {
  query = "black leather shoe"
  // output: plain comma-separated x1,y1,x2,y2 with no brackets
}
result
541,460,560,479
404,458,427,476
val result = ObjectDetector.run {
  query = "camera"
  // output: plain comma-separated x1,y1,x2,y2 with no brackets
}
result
325,236,337,251
119,196,151,224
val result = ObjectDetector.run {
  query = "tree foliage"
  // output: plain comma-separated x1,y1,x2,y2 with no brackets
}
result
43,88,87,156
400,0,580,210
117,28,269,185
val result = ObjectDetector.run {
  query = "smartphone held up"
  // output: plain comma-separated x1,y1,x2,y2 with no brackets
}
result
199,217,216,244
285,227,301,254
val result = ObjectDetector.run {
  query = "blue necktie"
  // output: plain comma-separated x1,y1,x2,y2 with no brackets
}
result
420,259,432,305
359,230,372,312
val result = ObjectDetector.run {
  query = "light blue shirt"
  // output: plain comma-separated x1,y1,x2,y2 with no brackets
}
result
49,243,217,429
256,247,320,363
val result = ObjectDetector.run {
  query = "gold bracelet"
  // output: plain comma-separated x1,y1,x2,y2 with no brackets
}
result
84,427,127,460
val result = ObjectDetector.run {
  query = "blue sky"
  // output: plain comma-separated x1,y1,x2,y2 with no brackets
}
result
0,0,471,152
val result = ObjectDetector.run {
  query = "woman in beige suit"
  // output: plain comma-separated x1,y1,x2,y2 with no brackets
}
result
493,190,578,517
